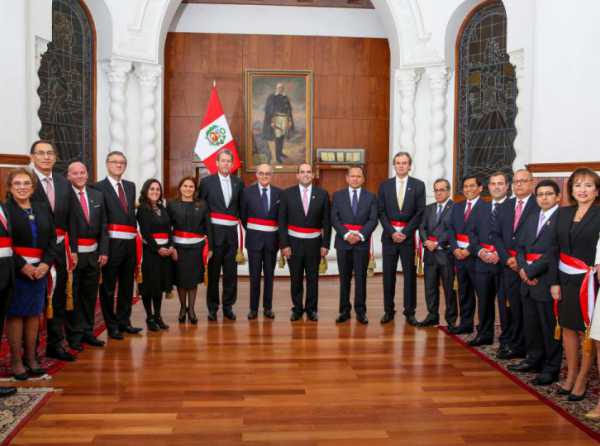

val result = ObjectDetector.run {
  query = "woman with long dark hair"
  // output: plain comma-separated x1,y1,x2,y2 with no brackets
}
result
136,179,174,331
167,177,212,324
551,167,600,403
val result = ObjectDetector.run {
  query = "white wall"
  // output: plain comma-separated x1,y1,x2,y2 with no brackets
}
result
170,4,386,38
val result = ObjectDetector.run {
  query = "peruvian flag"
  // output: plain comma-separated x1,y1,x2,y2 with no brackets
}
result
194,84,241,174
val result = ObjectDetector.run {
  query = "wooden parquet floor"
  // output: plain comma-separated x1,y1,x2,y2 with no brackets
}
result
12,276,598,445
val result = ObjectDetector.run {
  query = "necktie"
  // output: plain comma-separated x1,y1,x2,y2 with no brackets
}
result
491,202,499,225
261,187,269,214
435,204,443,224
397,180,405,210
79,191,90,223
351,189,359,216
44,177,55,211
513,199,524,232
302,187,309,216
536,211,546,236
117,182,128,213
464,200,472,222
0,206,7,231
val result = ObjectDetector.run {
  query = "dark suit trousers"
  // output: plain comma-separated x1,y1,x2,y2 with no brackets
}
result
456,263,476,329
207,239,237,312
47,244,67,349
423,254,457,325
69,255,100,343
382,241,417,316
336,248,369,316
522,293,562,374
101,239,136,331
473,271,497,341
495,270,511,347
248,248,277,311
288,248,320,314
504,269,526,354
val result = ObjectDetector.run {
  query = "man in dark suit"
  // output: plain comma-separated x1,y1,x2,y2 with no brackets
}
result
0,202,19,396
66,162,108,349
331,166,378,325
418,179,456,327
240,163,281,320
446,175,483,335
377,152,425,325
514,179,562,384
198,149,244,321
30,140,76,362
279,163,331,321
95,151,142,339
492,169,539,361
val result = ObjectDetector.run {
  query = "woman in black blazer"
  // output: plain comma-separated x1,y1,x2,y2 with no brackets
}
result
551,168,600,402
136,179,174,331
5,168,56,380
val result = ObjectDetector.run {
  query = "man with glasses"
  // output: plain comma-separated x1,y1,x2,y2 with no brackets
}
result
95,151,142,339
240,164,281,320
417,179,456,327
492,169,539,366
30,140,77,362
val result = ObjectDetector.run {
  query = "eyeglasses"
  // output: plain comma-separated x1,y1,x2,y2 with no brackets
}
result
513,179,532,185
434,188,449,193
107,160,127,166
536,192,556,197
33,151,55,158
257,172,272,177
12,181,33,187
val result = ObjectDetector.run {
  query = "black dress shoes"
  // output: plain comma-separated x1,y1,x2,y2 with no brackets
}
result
418,315,439,327
0,387,17,397
307,311,319,322
82,336,105,347
405,315,419,326
13,372,28,381
120,325,143,334
531,373,558,386
223,309,237,321
356,314,369,325
496,347,524,360
146,317,160,332
447,325,473,335
247,310,258,320
568,387,588,402
68,342,84,352
507,361,541,373
467,336,493,347
155,317,169,330
336,313,350,323
23,362,47,376
108,330,124,340
207,311,217,321
290,311,303,321
263,309,275,319
46,347,76,362
380,313,395,324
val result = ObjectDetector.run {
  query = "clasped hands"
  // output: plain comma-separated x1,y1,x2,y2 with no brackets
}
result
20,262,49,280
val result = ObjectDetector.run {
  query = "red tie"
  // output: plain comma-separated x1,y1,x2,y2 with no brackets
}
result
79,191,90,223
0,206,7,231
117,182,128,213
513,199,524,232
464,201,472,222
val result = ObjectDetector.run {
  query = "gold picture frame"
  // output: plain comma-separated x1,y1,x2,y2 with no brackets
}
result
317,148,365,165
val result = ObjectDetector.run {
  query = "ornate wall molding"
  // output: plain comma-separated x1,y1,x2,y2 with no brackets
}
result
426,65,449,186
134,62,162,181
395,67,421,158
104,59,132,156
32,36,50,142
509,48,527,171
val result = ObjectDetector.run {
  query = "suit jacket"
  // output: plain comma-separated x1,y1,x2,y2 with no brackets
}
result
492,195,539,265
468,200,501,273
240,183,281,252
446,198,484,268
69,186,109,261
377,176,426,247
331,188,378,251
516,207,559,301
419,199,454,265
94,177,137,227
0,202,15,289
198,174,244,247
278,185,331,252
6,198,56,271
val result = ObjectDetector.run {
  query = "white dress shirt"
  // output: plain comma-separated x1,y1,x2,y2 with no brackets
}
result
219,173,232,207
32,166,53,194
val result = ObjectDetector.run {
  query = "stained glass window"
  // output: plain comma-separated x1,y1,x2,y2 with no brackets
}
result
38,0,94,176
455,1,516,193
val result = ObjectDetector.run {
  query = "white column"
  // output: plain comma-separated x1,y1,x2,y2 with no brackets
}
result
134,62,162,182
31,36,49,141
425,65,449,186
509,49,528,170
104,59,132,155
396,68,421,159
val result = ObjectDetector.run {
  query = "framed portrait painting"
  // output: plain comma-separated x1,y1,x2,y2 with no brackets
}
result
244,70,313,172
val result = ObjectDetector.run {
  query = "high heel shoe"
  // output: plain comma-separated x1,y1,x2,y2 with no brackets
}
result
155,316,169,330
178,306,187,323
556,384,573,395
187,307,198,325
23,361,47,377
568,385,588,402
146,317,160,332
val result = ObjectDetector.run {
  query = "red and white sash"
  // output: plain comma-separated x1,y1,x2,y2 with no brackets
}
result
288,225,321,239
559,252,597,327
14,246,42,264
390,220,407,232
427,235,438,242
0,237,13,258
150,233,169,246
507,249,517,257
525,253,542,265
343,224,363,232
108,224,137,240
173,230,206,245
247,217,278,233
77,238,98,253
479,242,496,252
210,212,238,227
456,233,469,249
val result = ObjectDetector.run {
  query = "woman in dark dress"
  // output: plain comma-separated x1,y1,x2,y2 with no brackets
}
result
5,168,56,380
551,167,600,401
167,177,212,324
136,179,174,331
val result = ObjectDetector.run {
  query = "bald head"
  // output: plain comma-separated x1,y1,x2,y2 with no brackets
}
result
67,161,88,190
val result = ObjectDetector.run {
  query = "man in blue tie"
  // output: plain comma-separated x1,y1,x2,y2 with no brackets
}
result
241,164,281,320
331,166,378,324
